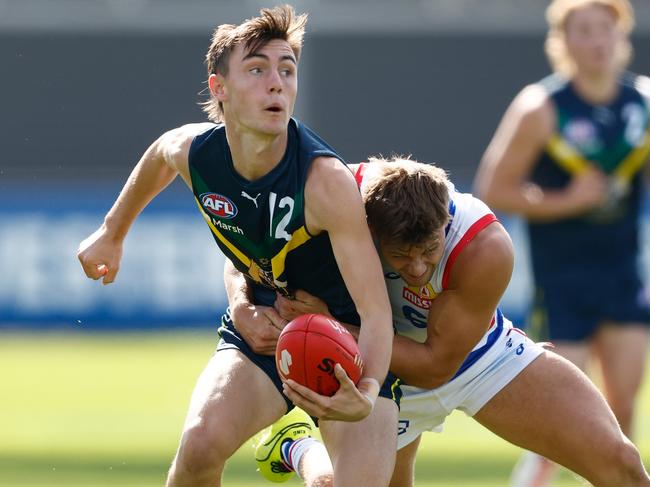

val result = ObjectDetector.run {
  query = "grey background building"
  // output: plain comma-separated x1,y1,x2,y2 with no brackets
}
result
1,0,648,326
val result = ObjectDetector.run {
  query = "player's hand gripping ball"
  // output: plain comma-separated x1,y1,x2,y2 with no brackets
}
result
276,314,363,396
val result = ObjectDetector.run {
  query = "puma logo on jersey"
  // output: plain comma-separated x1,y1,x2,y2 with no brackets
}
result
241,191,261,208
201,193,238,219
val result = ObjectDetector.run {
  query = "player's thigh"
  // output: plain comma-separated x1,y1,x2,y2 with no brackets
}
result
390,435,421,487
473,350,624,476
181,348,287,456
319,396,398,487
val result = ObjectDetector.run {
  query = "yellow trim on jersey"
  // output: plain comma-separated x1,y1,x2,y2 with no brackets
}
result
613,127,650,183
194,197,251,267
546,133,590,175
546,128,650,181
271,226,312,284
390,378,403,402
195,196,314,288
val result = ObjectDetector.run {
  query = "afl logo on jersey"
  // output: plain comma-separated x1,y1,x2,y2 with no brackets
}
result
563,118,600,153
200,193,238,219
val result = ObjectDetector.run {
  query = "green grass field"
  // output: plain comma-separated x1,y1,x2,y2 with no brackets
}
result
1,331,648,487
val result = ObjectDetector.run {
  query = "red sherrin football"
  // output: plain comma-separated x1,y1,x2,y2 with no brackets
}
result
276,313,363,396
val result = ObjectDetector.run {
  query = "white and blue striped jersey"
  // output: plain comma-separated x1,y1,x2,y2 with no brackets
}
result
355,163,513,388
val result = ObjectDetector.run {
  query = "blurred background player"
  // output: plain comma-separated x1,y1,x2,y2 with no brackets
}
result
77,5,399,487
232,157,650,487
474,0,650,485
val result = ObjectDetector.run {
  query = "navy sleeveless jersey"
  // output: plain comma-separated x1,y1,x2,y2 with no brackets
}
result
188,118,359,323
528,73,650,279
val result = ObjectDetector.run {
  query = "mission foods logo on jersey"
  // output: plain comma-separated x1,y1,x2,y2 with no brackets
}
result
201,193,238,219
402,284,436,310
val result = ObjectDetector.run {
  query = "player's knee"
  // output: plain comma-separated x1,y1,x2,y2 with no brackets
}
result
175,422,229,476
604,437,646,483
617,440,645,477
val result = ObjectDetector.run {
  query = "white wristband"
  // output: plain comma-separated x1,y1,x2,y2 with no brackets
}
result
358,377,380,408
359,377,381,388
362,393,376,408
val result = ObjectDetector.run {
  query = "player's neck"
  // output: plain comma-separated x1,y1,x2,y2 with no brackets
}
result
227,127,288,181
571,71,619,105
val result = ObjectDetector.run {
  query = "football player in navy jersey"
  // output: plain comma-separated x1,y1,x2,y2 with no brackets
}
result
474,0,649,484
77,5,398,487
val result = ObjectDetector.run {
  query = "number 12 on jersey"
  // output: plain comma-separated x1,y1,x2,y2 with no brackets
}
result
269,192,294,241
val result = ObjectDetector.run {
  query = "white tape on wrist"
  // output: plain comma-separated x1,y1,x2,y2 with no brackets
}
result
359,377,380,387
362,393,376,408
358,377,380,408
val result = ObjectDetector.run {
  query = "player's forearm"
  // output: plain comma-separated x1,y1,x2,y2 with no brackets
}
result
482,182,587,222
224,259,252,309
356,307,393,386
103,144,178,240
390,335,462,389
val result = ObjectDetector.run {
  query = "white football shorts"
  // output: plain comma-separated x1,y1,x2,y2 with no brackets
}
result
397,326,545,449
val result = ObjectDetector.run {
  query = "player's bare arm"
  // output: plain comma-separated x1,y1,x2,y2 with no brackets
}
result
389,222,514,389
76,123,211,284
224,258,288,356
304,156,393,383
283,156,393,419
475,85,606,221
274,223,515,388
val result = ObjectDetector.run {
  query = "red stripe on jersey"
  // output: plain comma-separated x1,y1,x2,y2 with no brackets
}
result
507,327,528,337
354,163,367,188
441,214,498,289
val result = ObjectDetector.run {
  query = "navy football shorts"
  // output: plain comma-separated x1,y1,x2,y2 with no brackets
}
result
217,307,402,411
529,271,650,342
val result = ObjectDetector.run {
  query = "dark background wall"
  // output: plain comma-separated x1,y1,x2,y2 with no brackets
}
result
1,10,649,327
4,31,649,188
305,33,554,186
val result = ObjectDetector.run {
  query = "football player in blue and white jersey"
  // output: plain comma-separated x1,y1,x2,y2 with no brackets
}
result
232,157,650,486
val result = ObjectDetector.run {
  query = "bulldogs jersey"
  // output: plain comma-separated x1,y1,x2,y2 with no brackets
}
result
356,163,510,385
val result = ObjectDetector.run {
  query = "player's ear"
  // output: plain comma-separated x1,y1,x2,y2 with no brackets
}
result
209,73,228,102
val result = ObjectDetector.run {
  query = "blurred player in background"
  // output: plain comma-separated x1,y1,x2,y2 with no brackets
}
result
231,157,650,487
474,0,650,485
77,5,400,487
